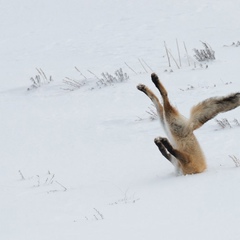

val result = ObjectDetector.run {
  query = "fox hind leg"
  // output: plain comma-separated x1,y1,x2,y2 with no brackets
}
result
151,73,168,98
137,84,165,126
150,73,180,121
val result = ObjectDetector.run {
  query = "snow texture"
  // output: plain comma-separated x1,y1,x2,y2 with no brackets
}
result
0,0,240,239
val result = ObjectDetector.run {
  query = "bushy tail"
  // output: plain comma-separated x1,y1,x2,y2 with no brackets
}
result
189,92,240,130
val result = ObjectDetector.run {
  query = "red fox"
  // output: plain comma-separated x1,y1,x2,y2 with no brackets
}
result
137,73,240,175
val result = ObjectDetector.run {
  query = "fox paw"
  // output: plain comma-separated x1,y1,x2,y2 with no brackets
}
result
154,137,168,144
151,73,159,84
154,137,163,144
137,84,147,92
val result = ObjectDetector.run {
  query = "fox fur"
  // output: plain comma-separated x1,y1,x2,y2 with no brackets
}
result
137,73,240,175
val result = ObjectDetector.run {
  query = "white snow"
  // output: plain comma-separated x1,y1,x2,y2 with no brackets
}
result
1,0,240,239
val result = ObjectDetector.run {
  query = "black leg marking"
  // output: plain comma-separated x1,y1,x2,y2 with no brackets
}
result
158,137,190,164
151,73,159,86
154,137,171,162
137,84,147,92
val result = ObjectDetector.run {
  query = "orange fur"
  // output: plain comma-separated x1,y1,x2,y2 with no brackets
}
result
137,73,240,175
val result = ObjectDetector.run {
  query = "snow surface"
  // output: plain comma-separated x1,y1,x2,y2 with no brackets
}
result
1,0,240,239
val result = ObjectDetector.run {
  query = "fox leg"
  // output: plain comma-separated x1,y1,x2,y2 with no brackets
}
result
150,73,189,136
137,84,165,126
154,137,171,162
154,137,190,165
151,73,179,118
151,73,168,98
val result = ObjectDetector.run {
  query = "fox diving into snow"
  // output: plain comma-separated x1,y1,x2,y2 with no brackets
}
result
137,73,240,175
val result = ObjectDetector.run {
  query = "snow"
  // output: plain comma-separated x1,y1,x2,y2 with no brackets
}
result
1,0,240,239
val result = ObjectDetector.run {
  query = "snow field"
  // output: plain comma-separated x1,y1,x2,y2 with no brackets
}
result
1,0,240,239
